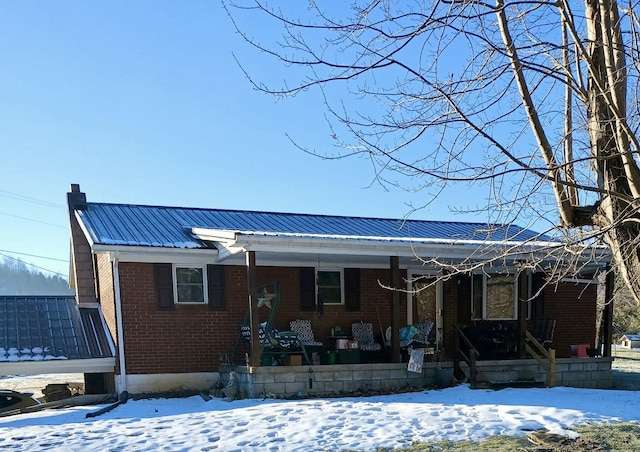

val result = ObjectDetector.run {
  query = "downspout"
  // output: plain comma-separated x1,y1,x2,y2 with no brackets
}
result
112,251,127,394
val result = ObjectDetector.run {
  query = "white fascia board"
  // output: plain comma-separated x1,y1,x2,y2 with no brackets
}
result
191,228,245,261
74,210,97,247
91,245,219,265
191,228,238,242
191,227,596,259
0,357,116,376
228,228,563,247
192,226,567,247
234,234,557,260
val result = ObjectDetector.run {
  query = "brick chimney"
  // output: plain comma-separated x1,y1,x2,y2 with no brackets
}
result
67,184,98,306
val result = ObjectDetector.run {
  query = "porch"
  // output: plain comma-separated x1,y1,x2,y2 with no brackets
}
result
228,356,613,399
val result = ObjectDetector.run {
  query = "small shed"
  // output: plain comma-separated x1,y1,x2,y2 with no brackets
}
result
620,334,640,349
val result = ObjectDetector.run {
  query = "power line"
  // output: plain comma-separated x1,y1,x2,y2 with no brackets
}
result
0,252,68,278
0,211,67,229
0,248,68,262
0,189,62,208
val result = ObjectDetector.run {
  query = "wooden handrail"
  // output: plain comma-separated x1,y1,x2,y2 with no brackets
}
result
455,326,478,389
525,330,556,387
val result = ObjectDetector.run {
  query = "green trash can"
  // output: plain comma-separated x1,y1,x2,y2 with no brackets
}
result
327,351,337,365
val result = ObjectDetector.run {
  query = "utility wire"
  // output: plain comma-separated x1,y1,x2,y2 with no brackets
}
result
0,189,62,208
0,252,68,278
0,248,68,262
0,211,67,229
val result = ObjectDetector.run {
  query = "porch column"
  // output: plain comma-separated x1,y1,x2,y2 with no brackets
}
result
517,270,528,359
602,266,614,357
246,251,261,366
390,256,402,363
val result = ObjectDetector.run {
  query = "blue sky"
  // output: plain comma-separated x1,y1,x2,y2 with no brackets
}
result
0,2,493,279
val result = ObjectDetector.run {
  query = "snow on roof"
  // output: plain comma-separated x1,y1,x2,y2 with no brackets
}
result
0,296,114,361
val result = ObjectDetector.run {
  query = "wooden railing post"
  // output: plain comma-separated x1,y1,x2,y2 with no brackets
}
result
548,349,556,387
525,330,556,387
469,347,477,389
456,325,479,388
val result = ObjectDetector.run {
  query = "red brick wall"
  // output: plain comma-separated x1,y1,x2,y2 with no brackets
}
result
543,282,597,358
115,264,403,373
111,261,600,372
117,263,244,374
96,254,117,341
95,253,120,373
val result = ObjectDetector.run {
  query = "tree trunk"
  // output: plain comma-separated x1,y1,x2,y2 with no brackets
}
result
586,0,640,304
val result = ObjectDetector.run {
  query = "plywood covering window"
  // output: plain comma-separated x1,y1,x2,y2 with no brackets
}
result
472,273,516,320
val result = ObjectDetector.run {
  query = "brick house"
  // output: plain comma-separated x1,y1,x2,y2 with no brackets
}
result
67,184,613,396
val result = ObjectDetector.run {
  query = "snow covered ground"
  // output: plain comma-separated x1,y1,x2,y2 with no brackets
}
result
0,352,637,451
0,384,638,451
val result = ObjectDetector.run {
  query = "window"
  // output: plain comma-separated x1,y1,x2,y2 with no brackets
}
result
317,269,343,305
472,273,517,320
173,265,208,304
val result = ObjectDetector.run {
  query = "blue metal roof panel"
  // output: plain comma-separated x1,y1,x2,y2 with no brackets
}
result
77,202,553,248
0,296,114,361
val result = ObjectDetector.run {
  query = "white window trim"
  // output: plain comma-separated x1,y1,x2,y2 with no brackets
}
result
316,268,344,305
172,264,209,305
472,273,518,320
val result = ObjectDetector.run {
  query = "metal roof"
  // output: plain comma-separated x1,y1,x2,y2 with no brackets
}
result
0,296,114,362
76,202,553,249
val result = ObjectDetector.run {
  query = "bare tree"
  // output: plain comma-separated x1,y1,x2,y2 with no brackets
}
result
224,1,640,301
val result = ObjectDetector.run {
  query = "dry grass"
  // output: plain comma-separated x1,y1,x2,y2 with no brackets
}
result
391,351,640,451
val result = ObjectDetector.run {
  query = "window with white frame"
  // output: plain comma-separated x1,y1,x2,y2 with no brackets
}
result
173,265,208,304
472,273,517,320
317,269,343,305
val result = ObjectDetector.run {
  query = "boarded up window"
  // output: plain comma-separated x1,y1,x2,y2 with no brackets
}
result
154,263,175,311
413,277,437,323
486,274,515,319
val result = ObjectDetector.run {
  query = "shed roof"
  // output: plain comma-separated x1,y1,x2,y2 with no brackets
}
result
76,202,555,249
0,296,114,362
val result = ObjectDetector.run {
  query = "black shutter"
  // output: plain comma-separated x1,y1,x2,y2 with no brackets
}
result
207,264,226,311
154,263,175,311
344,268,360,312
457,274,471,323
531,272,545,319
299,267,316,311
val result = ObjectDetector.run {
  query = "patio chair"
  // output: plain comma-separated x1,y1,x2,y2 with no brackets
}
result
289,319,323,347
385,325,418,349
385,322,434,349
351,321,382,351
412,322,434,347
240,322,302,350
